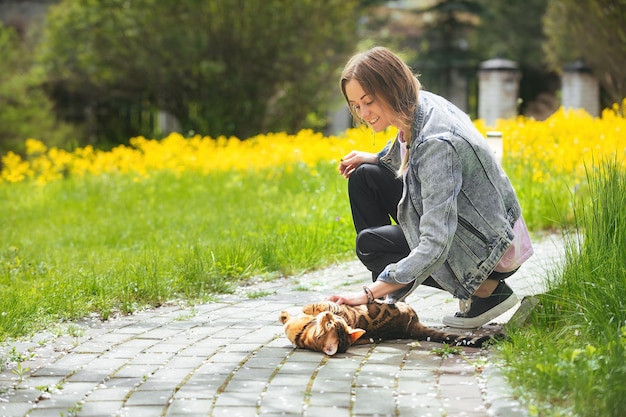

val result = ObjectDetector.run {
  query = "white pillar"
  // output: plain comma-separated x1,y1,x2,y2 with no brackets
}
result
485,131,503,164
561,60,600,117
478,58,521,126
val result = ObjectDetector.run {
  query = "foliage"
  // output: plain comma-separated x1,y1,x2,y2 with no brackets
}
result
543,0,626,105
473,0,548,65
472,0,559,118
498,160,626,417
0,22,79,155
409,0,485,102
37,0,360,146
0,127,391,185
6,102,626,232
356,0,554,117
479,101,626,230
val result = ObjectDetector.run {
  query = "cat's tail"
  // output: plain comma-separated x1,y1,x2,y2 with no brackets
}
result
413,326,500,348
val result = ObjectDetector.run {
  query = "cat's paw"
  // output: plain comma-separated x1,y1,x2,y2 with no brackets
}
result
279,311,291,324
302,302,333,315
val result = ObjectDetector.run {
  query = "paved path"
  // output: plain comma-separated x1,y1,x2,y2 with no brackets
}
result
0,236,564,417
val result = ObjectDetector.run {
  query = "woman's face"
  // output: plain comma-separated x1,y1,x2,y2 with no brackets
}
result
345,79,393,132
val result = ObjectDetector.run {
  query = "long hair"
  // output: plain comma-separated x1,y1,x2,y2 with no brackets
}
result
340,46,421,175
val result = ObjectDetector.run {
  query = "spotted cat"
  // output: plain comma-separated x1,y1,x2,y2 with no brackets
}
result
279,300,493,355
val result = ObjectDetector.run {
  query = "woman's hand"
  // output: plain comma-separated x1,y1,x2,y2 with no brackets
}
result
327,291,368,306
328,281,409,305
338,151,378,178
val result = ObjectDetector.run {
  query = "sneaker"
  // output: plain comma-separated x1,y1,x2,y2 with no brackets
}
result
442,281,518,329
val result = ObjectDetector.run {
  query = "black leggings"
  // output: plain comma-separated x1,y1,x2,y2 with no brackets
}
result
356,224,443,288
348,163,403,233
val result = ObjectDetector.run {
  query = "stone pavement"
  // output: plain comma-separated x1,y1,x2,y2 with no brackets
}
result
0,235,564,417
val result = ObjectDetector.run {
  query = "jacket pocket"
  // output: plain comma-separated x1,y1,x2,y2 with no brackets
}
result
454,216,490,264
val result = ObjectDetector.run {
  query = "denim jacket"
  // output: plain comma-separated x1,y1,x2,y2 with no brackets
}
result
377,90,522,301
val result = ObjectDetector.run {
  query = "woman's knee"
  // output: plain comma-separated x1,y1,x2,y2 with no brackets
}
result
355,228,376,255
347,164,372,194
356,226,407,257
349,163,391,190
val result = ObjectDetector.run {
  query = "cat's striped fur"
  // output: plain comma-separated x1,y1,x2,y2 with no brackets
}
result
279,300,493,355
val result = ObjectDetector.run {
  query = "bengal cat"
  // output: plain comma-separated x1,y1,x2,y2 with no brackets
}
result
279,300,494,355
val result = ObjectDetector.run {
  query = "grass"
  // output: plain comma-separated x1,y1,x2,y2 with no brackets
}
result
498,159,626,417
0,161,355,340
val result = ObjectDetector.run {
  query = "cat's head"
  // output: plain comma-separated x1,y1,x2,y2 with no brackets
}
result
279,310,365,355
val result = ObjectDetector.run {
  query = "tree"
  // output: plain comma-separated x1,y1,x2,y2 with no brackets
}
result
473,0,558,118
38,0,360,145
473,0,548,65
410,0,485,108
543,0,626,105
0,22,78,155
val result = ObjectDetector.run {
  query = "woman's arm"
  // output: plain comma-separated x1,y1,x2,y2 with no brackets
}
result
328,280,409,305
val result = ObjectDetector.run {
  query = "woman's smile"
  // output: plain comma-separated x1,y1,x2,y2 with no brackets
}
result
345,79,392,132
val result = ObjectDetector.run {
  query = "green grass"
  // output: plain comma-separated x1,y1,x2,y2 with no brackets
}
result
498,159,626,417
504,155,579,231
0,161,355,340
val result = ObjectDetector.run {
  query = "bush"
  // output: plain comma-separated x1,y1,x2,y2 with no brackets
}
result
0,23,79,156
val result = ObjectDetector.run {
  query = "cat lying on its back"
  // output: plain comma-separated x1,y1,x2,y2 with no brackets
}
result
279,300,494,355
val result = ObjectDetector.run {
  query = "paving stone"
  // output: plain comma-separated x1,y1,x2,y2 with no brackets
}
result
84,386,133,401
164,398,214,415
79,400,125,416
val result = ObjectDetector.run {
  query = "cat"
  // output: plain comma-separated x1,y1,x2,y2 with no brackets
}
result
279,300,494,355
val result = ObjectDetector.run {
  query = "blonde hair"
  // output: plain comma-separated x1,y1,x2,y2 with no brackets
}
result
340,46,420,175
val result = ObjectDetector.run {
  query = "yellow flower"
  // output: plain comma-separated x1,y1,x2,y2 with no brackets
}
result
1,102,625,187
1,152,33,183
25,139,47,156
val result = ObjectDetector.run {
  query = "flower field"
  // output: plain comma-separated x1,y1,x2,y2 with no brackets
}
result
0,128,388,185
3,102,625,230
2,105,624,186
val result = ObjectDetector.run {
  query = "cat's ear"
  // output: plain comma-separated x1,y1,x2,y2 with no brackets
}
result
348,328,366,344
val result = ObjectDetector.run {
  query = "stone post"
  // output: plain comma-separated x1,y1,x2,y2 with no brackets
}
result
561,59,600,116
485,131,503,164
478,58,521,126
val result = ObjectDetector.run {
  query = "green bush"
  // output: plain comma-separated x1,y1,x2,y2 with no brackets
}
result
0,23,79,156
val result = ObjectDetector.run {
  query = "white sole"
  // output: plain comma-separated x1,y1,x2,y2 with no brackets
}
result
442,293,519,329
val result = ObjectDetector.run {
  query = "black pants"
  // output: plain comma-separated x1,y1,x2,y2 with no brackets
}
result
348,163,403,233
348,164,440,287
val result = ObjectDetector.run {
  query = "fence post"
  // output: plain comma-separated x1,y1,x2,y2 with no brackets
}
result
485,131,503,164
478,58,521,127
561,59,600,117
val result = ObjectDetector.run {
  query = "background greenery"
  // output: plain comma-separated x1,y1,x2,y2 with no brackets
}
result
1,0,625,153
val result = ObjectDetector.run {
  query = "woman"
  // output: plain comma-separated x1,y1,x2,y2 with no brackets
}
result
331,47,533,329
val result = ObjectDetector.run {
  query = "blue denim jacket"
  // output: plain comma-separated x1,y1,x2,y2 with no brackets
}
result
377,90,522,300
